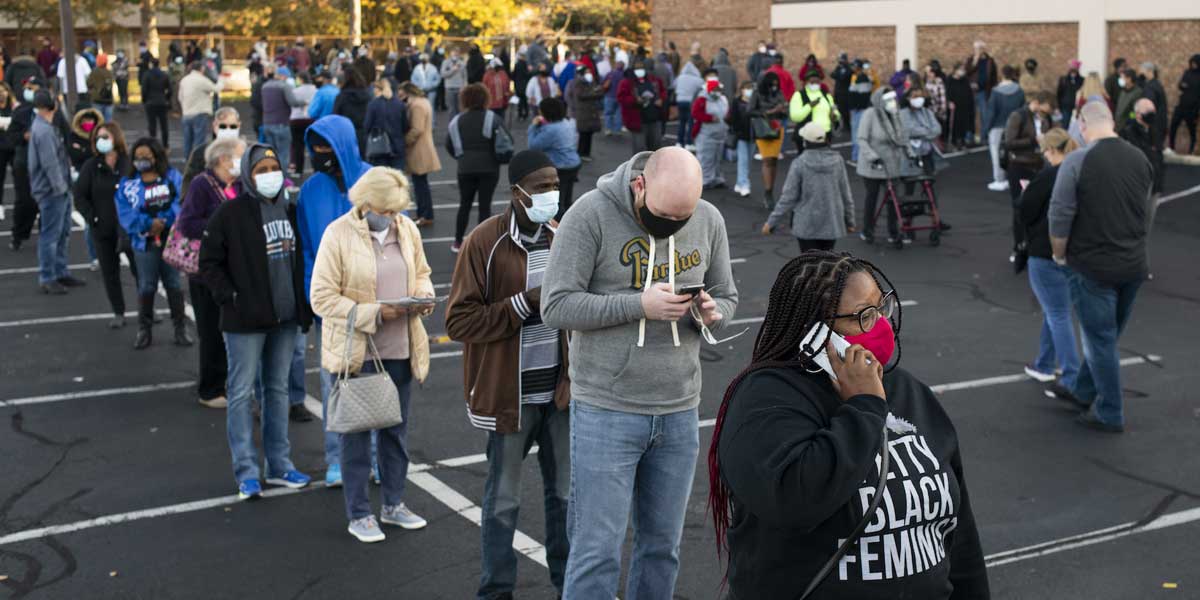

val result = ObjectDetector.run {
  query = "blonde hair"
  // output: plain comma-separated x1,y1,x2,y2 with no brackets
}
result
349,166,411,214
1038,127,1078,154
1078,72,1105,104
372,79,393,99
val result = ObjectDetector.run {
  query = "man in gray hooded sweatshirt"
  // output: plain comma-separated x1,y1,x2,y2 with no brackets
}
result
542,146,739,599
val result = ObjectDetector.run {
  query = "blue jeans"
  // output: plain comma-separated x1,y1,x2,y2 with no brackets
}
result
425,90,438,128
1027,257,1081,389
261,123,292,176
35,193,72,285
1068,270,1143,426
676,101,692,146
975,91,990,143
850,109,866,161
340,359,412,520
84,223,97,261
95,103,113,122
478,403,570,599
411,173,433,221
736,139,753,190
182,113,212,162
133,245,181,295
314,325,340,468
603,95,623,133
224,324,299,484
563,403,699,600
289,328,307,407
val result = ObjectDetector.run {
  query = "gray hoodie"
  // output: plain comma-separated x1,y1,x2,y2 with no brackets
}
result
712,50,738,98
767,146,856,240
855,87,909,180
541,152,739,415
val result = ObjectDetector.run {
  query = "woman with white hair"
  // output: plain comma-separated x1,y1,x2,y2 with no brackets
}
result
177,135,246,409
310,166,435,543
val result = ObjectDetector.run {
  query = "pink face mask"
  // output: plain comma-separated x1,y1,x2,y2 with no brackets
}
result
223,185,238,200
844,316,896,367
81,121,96,133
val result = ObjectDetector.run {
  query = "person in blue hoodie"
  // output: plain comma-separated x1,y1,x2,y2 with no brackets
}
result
116,137,191,350
298,114,370,487
984,65,1026,192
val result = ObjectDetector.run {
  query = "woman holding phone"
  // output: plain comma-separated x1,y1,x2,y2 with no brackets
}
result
310,166,436,543
708,251,990,599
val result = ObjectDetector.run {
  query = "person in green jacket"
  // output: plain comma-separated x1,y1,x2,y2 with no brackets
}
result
789,70,840,156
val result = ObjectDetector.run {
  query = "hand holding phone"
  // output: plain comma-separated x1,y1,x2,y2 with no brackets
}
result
675,283,705,298
828,341,885,402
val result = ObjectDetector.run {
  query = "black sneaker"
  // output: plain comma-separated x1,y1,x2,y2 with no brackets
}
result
289,404,314,423
40,281,68,295
58,275,87,287
1075,411,1124,434
9,238,22,251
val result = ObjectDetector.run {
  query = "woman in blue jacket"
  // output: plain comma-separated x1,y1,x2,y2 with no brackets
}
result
362,79,408,170
117,137,191,350
527,97,581,220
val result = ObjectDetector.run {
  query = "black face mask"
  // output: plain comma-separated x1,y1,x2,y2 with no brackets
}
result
636,193,689,238
311,150,339,174
1140,111,1155,123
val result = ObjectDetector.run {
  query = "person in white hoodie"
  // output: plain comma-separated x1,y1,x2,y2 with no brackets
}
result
411,54,441,126
691,74,729,189
673,62,704,149
439,48,467,118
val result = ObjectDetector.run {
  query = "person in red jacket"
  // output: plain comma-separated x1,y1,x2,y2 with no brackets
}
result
691,75,730,189
798,53,828,92
616,60,666,155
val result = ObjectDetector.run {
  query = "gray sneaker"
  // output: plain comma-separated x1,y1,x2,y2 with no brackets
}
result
347,515,386,543
381,503,427,530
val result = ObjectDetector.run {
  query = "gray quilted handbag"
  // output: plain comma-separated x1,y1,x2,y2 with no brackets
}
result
326,305,403,434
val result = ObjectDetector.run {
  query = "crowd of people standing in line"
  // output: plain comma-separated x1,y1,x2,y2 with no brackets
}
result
0,30,1180,600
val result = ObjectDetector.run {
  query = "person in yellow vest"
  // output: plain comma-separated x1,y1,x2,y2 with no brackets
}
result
789,70,841,156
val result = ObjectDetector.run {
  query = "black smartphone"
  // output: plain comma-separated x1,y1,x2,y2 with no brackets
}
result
676,283,705,298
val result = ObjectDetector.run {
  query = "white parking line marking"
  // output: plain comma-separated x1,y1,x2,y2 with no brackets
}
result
1157,183,1200,206
0,263,92,276
0,309,169,328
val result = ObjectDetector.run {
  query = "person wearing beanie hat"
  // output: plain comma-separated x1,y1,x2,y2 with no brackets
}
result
87,52,116,121
200,142,313,501
763,119,856,252
446,148,571,595
310,166,435,541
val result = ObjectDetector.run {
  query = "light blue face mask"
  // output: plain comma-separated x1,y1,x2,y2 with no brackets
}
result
516,185,559,223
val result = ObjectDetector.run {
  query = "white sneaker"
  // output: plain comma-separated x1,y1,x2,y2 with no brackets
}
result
381,503,427,530
198,395,228,409
89,259,100,272
987,180,1009,192
348,515,386,543
753,152,763,161
685,144,697,153
1024,365,1057,383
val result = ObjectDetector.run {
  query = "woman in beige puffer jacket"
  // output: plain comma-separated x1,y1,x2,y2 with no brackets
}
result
309,166,435,541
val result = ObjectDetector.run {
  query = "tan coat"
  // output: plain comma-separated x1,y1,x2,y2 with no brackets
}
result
404,96,441,176
310,209,434,383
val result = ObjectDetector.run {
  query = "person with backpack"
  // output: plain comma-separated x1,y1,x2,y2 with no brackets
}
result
789,70,841,158
446,83,505,252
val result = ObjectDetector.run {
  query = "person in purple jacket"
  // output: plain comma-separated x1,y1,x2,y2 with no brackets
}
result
176,136,245,409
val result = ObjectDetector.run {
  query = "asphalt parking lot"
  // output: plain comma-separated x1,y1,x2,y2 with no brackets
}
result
1,103,1198,599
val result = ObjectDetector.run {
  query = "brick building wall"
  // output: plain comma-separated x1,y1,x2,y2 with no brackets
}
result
773,27,895,78
651,0,770,78
917,23,1079,99
1108,20,1200,108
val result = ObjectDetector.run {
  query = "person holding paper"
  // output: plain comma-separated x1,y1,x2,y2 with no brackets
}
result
310,166,435,543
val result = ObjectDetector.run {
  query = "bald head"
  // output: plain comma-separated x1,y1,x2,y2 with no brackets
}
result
642,147,703,220
1078,100,1116,143
1134,97,1155,113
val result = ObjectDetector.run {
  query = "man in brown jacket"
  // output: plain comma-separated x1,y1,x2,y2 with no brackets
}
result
445,150,571,600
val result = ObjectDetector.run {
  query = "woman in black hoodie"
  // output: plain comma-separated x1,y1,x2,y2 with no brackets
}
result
709,252,989,600
74,121,137,328
466,45,486,84
334,68,372,155
1169,54,1200,154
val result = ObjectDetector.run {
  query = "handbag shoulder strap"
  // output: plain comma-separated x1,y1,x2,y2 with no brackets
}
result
339,304,387,379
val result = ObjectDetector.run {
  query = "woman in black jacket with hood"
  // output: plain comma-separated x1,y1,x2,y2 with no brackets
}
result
709,252,990,600
74,121,137,328
1169,54,1200,154
467,45,486,84
199,142,313,500
334,68,372,155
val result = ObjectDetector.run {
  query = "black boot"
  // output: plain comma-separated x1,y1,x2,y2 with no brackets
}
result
134,293,154,349
167,289,194,347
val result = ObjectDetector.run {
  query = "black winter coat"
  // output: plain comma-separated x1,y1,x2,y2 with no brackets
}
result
333,86,371,132
1018,164,1059,260
73,154,131,238
141,68,171,107
199,191,312,333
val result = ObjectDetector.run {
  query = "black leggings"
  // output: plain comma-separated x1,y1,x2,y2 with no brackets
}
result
10,155,37,241
190,277,227,400
1169,107,1197,153
861,178,898,238
93,228,139,316
0,149,12,207
145,105,169,147
578,130,594,157
455,172,499,243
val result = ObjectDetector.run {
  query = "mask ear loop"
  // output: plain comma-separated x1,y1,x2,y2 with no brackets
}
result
689,302,748,345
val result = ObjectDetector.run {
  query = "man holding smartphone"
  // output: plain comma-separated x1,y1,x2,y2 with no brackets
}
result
446,150,573,600
542,146,738,598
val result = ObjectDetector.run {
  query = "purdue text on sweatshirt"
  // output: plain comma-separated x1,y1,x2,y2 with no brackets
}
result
718,366,990,600
541,152,739,415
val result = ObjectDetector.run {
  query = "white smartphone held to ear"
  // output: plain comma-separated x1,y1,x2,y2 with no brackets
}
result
799,322,853,380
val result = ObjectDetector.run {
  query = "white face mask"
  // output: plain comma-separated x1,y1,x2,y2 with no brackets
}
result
884,98,898,113
634,68,646,78
758,45,767,54
96,138,114,154
23,89,34,102
254,170,284,198
216,127,240,140
228,156,242,177
1117,77,1127,88
583,73,594,83
286,77,296,87
806,83,820,93
910,97,926,109
742,89,753,100
768,49,778,57
517,185,560,223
